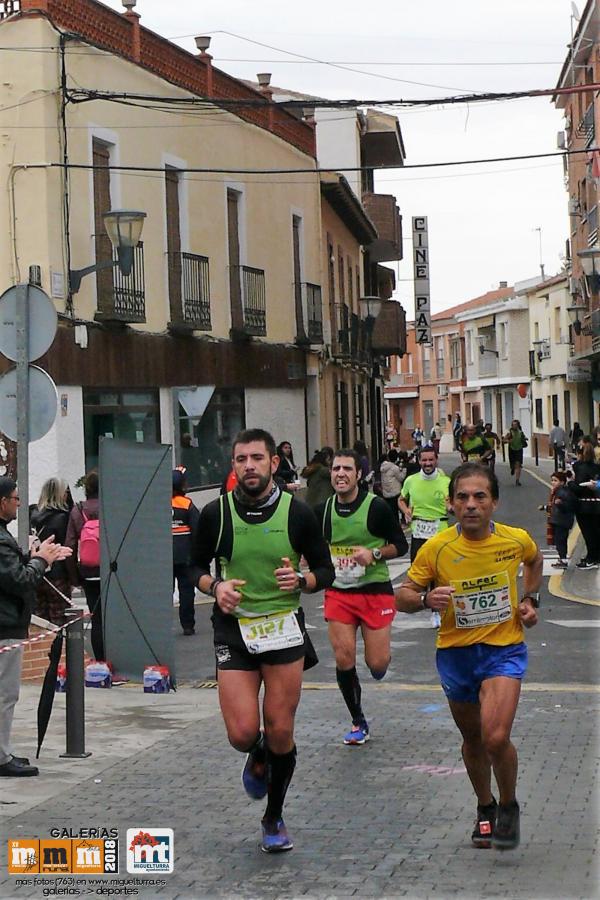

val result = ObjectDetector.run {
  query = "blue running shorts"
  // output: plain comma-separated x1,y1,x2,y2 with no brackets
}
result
436,642,528,703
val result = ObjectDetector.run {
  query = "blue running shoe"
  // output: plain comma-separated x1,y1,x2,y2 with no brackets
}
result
241,750,267,800
343,722,370,745
261,818,293,853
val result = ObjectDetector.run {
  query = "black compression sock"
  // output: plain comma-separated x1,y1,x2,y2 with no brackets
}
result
336,666,364,725
264,745,297,822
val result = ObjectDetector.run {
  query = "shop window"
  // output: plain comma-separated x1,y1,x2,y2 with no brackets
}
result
176,387,245,488
83,390,159,472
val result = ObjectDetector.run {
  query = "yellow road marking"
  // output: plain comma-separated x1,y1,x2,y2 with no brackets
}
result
301,681,599,693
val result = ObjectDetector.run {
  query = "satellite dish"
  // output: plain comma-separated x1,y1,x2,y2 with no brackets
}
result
571,2,580,20
0,365,58,442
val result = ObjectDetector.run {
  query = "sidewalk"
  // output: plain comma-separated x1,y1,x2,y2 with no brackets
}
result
0,678,597,899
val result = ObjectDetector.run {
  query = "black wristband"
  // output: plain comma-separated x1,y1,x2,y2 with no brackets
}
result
209,577,223,598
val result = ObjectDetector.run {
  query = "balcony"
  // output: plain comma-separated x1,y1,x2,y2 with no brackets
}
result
478,353,498,378
361,193,403,262
332,303,350,358
301,282,323,343
168,252,211,332
587,205,598,248
371,299,406,357
230,265,266,337
577,102,595,148
95,242,145,324
0,1,19,19
388,372,418,387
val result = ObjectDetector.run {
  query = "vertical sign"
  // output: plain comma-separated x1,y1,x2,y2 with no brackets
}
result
412,216,431,344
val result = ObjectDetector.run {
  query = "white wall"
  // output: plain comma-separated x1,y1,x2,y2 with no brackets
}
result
29,385,86,503
245,387,307,469
315,109,361,200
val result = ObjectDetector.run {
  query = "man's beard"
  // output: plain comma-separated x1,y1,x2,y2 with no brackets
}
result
239,472,272,499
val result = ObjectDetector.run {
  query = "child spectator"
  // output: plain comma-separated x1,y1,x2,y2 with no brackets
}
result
538,472,575,569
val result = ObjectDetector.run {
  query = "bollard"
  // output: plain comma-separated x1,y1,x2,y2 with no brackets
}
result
534,436,539,467
59,611,91,759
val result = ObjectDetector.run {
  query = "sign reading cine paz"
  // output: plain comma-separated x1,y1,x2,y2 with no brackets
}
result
412,216,431,345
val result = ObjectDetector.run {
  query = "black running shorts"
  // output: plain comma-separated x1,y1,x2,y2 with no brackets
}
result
212,605,318,672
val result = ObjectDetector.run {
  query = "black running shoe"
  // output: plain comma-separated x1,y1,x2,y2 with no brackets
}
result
471,798,497,848
492,800,520,850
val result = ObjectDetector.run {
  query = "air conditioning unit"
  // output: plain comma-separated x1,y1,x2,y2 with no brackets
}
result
437,384,448,397
557,131,566,149
568,198,581,216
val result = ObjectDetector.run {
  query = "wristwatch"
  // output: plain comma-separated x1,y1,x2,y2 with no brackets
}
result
296,573,308,591
420,592,430,610
372,547,383,561
522,592,540,608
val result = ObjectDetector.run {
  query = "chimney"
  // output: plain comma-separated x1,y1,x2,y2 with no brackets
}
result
256,73,274,129
122,0,141,62
195,36,213,97
499,281,508,288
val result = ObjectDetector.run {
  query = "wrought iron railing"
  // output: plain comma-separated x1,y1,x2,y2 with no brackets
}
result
305,282,323,343
333,303,350,357
0,1,19,19
587,205,598,248
578,102,595,148
241,265,266,335
181,252,211,329
96,242,146,323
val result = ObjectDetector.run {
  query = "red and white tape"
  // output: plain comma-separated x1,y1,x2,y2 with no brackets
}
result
0,578,92,655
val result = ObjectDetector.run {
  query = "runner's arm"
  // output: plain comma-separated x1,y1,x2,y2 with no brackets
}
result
289,499,335,591
397,493,412,523
395,577,454,613
518,549,543,628
367,498,409,558
190,501,221,592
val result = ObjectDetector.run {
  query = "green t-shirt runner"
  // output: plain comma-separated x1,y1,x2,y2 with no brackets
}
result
401,470,451,537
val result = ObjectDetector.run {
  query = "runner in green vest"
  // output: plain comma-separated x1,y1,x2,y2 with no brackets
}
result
193,429,334,854
398,446,451,562
316,449,408,746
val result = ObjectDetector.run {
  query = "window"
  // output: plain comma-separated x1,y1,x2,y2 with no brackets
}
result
435,336,445,379
465,331,473,365
176,387,244,488
438,398,447,424
354,383,365,441
336,380,349,447
535,398,543,430
83,390,160,472
503,392,514,427
554,307,562,343
422,344,431,381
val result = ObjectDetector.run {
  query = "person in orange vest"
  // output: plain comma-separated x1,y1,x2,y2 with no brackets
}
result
172,467,200,635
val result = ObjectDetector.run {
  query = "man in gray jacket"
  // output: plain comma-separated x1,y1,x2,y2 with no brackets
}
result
0,477,72,777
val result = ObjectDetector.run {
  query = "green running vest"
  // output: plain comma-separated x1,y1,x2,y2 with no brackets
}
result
218,491,300,617
325,492,389,590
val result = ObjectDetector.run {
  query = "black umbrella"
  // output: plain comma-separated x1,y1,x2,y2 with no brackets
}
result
36,630,63,759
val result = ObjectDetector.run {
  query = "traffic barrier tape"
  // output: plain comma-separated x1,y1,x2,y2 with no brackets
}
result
0,579,91,656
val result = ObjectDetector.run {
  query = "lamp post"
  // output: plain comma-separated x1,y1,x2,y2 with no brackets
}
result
577,247,600,297
69,209,146,294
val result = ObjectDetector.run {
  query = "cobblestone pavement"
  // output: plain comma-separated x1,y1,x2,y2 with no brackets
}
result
0,680,598,898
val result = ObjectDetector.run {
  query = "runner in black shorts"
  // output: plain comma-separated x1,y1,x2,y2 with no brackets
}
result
192,428,334,853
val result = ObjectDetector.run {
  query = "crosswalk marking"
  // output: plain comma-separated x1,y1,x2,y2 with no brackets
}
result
546,619,600,628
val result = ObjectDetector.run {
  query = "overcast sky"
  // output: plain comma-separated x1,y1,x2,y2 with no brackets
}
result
103,0,578,314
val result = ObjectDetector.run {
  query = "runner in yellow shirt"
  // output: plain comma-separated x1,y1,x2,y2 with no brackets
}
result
395,462,543,851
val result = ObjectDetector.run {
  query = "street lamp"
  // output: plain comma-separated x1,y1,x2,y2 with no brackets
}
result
359,295,382,325
577,247,600,296
567,302,585,336
69,209,146,294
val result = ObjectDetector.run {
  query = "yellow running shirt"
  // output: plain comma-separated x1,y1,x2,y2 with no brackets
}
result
407,522,538,649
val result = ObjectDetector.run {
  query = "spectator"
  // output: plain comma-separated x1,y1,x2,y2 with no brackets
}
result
411,426,424,451
301,448,334,509
430,422,443,455
30,478,72,625
549,419,567,470
0,476,71,777
379,449,405,522
172,467,200,636
275,441,298,487
65,472,103,661
538,472,575,569
569,422,583,452
571,439,600,569
353,440,371,482
452,413,463,451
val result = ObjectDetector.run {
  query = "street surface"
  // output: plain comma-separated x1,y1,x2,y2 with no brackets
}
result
0,454,598,899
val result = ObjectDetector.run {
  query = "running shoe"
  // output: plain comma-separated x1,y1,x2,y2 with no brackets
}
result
492,800,520,851
343,722,370,745
260,818,293,853
551,560,568,569
241,745,267,800
576,558,599,569
471,798,497,849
